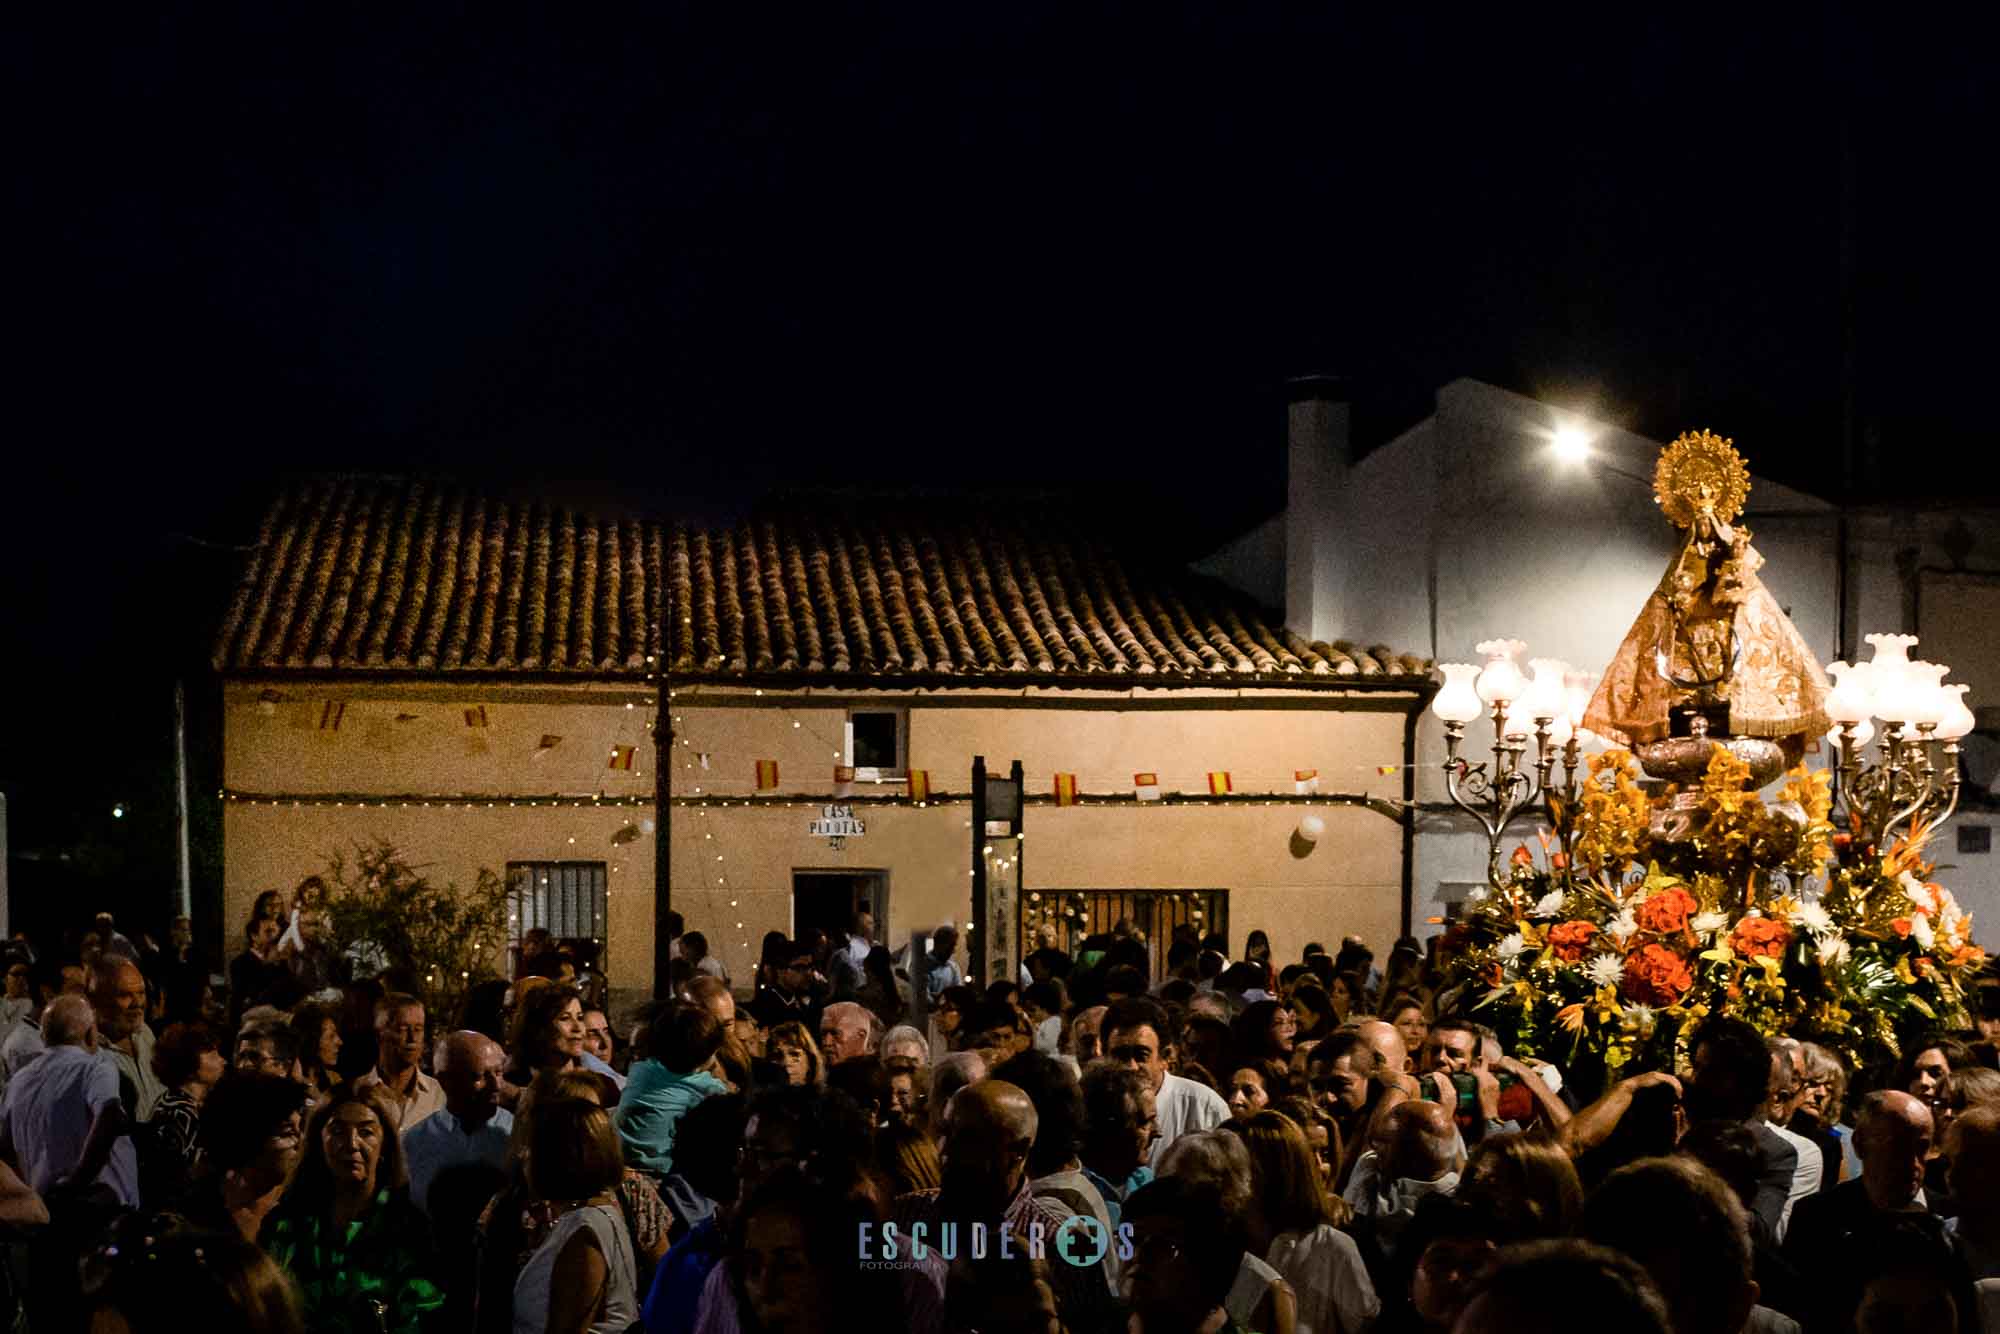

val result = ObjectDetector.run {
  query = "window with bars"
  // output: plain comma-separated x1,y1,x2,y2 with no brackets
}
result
508,861,609,948
1020,889,1229,983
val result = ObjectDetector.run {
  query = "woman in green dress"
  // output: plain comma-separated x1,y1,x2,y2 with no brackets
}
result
265,1084,445,1334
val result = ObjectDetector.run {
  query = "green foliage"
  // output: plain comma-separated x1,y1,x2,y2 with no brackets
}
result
320,840,511,1022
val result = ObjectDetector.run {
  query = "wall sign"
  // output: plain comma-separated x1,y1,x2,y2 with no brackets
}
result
810,804,866,849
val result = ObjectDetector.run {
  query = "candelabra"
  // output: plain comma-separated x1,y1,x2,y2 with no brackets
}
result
1824,633,1975,854
1433,641,1596,884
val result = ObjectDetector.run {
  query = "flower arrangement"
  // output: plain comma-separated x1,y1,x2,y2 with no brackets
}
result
1440,746,1984,1084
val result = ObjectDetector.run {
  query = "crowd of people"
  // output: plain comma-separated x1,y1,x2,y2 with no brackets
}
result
2,895,1999,1333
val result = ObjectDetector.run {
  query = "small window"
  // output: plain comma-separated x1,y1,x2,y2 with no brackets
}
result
508,861,609,950
846,708,907,780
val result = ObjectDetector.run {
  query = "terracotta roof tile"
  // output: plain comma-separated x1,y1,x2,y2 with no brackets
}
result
213,480,1431,686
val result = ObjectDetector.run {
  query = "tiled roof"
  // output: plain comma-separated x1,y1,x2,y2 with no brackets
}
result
212,479,1432,685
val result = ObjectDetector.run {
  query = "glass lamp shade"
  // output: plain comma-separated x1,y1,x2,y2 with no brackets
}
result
1823,662,1873,725
1523,658,1570,721
1827,718,1875,750
1901,662,1952,726
1562,670,1596,729
1938,685,1976,741
1432,664,1484,723
1863,633,1919,721
1547,714,1574,745
1474,639,1528,706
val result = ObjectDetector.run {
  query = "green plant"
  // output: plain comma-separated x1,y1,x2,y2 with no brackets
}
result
321,840,511,1022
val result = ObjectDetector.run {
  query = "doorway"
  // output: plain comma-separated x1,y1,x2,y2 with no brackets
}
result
792,870,889,950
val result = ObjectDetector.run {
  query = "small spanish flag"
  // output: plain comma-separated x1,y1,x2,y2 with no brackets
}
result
464,705,488,728
907,770,931,802
531,734,563,762
1207,771,1233,795
833,765,856,799
755,760,780,791
1134,772,1162,802
1053,773,1079,806
608,744,636,771
1294,769,1319,795
1377,765,1400,777
318,701,345,732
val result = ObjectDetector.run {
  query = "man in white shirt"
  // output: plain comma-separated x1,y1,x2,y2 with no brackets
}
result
0,996,136,1208
356,993,446,1133
1764,1037,1824,1240
90,957,163,1123
403,1031,513,1214
1100,995,1228,1172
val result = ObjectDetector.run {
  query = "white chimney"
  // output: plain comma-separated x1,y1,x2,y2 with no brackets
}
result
1285,376,1352,644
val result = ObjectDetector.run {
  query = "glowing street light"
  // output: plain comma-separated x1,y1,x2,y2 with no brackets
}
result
1551,421,1593,464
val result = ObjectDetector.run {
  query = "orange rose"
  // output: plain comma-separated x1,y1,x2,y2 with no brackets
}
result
1549,920,1599,963
1729,916,1792,959
1891,918,1913,938
1636,886,1699,936
1623,943,1696,1006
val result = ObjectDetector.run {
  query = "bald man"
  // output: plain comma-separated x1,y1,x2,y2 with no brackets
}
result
928,1049,988,1139
89,956,162,1122
1785,1089,1972,1326
0,994,138,1208
402,1030,513,1214
1343,1098,1464,1266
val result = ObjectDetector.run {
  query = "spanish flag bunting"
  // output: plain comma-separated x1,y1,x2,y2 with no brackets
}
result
833,765,856,799
1134,772,1161,802
1377,765,1400,776
318,701,345,732
531,734,563,761
907,770,932,802
1207,772,1233,795
1053,773,1079,806
755,760,780,791
464,705,488,728
1294,769,1319,795
608,744,637,771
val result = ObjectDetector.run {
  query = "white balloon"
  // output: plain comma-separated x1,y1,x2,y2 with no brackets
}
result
1297,814,1326,842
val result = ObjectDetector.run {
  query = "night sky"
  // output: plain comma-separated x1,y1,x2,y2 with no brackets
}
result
5,6,1995,937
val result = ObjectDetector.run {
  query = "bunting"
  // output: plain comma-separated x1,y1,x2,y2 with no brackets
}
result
1207,771,1233,795
755,760,780,792
464,705,488,728
907,770,932,802
318,701,345,732
1295,769,1319,795
608,745,637,771
1134,772,1161,802
1053,773,1078,807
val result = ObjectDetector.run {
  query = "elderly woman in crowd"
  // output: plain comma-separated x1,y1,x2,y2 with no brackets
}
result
176,1070,311,1243
765,1020,825,1088
265,1084,444,1334
144,1020,226,1197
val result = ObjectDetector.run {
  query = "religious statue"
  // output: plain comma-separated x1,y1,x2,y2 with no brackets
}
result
1583,430,1829,789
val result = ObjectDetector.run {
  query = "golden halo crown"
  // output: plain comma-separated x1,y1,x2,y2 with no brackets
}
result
1654,429,1750,528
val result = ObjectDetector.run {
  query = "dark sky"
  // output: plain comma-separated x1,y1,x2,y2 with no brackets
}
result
4,5,1996,928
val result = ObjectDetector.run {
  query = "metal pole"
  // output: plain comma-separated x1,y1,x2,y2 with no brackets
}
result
173,680,193,920
970,755,987,988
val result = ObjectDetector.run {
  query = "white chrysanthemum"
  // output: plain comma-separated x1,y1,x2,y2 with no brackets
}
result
1796,900,1832,934
1584,954,1625,989
1606,910,1639,943
1912,914,1936,950
1691,910,1729,936
1817,934,1850,968
1899,872,1937,914
1497,932,1527,963
1621,1004,1656,1032
1533,890,1567,918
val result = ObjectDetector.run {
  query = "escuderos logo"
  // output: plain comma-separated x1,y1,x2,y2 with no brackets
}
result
857,1218,1133,1267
